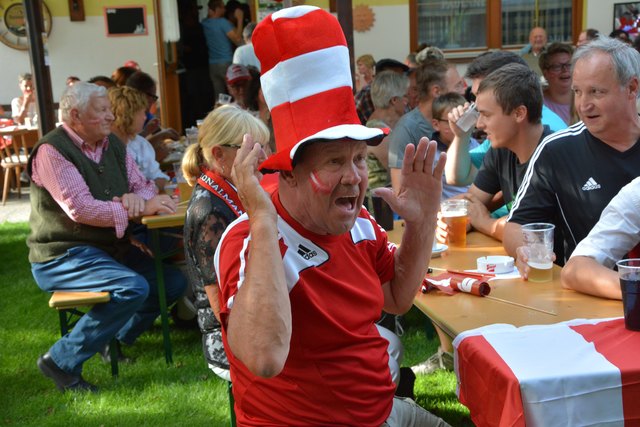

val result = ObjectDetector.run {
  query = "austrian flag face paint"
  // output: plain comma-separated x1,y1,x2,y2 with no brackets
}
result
309,171,332,194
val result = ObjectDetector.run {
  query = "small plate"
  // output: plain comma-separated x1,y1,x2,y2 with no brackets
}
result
432,243,448,258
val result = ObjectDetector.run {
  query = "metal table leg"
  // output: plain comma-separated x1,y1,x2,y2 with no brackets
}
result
151,228,172,364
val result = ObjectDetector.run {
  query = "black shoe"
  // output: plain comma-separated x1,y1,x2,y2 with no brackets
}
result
100,340,131,363
395,367,416,400
37,353,98,393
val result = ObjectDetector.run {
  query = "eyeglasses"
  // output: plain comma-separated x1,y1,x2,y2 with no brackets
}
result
145,92,159,101
547,63,571,73
220,142,271,152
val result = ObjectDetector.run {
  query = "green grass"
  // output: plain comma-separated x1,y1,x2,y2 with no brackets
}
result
0,222,472,426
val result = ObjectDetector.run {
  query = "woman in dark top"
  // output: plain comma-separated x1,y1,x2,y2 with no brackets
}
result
181,105,270,380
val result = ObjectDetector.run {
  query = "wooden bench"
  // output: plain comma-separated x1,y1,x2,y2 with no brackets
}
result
48,291,118,377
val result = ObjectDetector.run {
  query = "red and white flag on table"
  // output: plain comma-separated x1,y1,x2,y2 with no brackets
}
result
453,318,640,427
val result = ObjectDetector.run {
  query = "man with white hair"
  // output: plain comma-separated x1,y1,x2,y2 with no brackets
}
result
504,36,640,276
520,26,548,76
28,82,186,392
214,6,449,426
232,22,260,71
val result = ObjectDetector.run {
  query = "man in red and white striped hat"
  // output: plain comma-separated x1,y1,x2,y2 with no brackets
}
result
214,6,449,426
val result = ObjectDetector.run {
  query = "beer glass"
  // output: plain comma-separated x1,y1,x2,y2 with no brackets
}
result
173,162,193,202
522,223,555,282
616,259,640,331
185,127,198,145
441,199,468,247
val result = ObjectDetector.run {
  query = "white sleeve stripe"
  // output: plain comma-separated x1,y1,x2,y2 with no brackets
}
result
236,234,250,291
214,213,250,288
507,122,587,221
227,234,251,309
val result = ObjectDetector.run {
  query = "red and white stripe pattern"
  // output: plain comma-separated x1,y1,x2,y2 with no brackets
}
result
253,6,382,171
454,318,640,426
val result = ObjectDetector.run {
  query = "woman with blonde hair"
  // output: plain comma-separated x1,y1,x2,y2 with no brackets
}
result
109,86,169,193
181,105,270,380
356,53,375,91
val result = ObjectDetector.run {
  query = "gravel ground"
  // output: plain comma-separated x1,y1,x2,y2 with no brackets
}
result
0,186,31,223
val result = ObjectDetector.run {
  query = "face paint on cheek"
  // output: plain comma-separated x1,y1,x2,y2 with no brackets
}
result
309,171,332,194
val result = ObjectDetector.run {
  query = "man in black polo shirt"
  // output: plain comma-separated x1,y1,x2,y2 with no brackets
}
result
504,36,640,277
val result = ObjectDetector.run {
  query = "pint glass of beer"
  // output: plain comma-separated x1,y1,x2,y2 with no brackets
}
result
441,199,468,247
522,223,555,282
173,162,193,202
616,259,640,330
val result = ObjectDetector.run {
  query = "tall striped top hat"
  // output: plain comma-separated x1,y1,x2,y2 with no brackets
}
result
254,6,384,172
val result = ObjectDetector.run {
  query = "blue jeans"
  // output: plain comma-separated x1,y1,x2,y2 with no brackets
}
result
32,245,187,375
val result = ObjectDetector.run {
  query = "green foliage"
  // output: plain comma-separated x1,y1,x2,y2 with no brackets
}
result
0,222,472,426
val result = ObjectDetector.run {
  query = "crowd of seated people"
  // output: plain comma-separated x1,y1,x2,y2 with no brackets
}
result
347,28,640,384
18,8,640,426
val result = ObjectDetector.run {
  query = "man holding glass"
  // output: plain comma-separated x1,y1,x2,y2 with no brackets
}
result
503,36,640,278
438,63,553,245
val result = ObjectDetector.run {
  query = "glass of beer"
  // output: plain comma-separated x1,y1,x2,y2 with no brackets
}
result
522,223,555,282
441,199,468,247
616,259,640,331
173,162,193,202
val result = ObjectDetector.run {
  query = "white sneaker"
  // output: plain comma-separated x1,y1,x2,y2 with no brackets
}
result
410,347,454,375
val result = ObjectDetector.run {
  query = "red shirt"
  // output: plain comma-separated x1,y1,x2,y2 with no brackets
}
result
215,191,397,426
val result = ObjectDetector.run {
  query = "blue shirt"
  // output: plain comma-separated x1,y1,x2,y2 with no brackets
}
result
201,18,234,64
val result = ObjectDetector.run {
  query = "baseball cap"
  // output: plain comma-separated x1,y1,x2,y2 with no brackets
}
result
124,60,141,70
226,64,251,85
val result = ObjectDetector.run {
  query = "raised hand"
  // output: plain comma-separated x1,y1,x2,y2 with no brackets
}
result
447,102,474,138
373,138,444,225
231,133,276,219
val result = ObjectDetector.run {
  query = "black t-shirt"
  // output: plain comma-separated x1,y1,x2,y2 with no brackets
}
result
474,125,553,212
507,122,640,264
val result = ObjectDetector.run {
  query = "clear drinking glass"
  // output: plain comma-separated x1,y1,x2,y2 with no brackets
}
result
522,223,555,282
